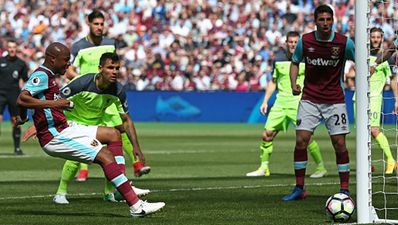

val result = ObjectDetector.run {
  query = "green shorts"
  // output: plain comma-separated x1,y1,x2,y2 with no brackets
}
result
353,96,382,127
102,103,123,127
369,96,382,127
264,104,297,132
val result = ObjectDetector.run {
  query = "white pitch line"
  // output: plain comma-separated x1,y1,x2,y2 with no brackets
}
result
145,149,246,154
0,155,47,158
0,182,340,201
0,149,258,158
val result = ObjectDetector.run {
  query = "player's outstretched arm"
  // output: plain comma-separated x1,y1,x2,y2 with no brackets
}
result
17,90,72,110
290,62,301,95
118,113,145,164
260,79,276,115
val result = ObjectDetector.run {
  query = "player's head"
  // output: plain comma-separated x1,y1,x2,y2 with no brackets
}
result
87,9,105,38
314,5,334,36
98,52,120,83
370,27,383,50
6,39,18,58
44,42,71,75
286,31,300,55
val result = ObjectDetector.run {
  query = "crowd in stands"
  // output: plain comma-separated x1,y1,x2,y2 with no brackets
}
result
0,0,397,91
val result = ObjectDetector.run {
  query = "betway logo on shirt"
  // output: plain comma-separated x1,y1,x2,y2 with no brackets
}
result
306,57,339,67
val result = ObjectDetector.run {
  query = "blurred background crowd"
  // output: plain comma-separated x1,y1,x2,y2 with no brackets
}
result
0,0,397,91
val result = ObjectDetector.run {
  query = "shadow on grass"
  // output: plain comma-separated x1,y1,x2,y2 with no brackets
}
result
0,152,18,156
5,209,122,218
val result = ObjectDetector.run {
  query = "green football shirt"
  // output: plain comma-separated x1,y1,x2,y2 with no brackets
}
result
369,55,391,97
273,53,305,106
71,37,116,76
59,73,128,126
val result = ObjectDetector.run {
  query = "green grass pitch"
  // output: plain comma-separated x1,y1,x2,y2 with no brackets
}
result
0,122,397,225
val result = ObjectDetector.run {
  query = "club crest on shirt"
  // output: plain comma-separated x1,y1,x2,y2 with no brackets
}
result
0,63,6,67
53,93,62,100
12,70,19,79
331,47,340,58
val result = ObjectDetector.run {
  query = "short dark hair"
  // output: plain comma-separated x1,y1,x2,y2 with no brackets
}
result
314,4,334,20
286,31,300,39
87,9,104,22
99,52,119,66
7,38,17,44
370,27,384,36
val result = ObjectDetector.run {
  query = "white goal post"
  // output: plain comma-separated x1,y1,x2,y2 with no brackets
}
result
356,0,398,224
355,0,372,223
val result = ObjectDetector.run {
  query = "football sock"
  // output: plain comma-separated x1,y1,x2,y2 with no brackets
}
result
336,150,350,191
307,140,325,168
105,141,126,194
12,126,21,150
260,161,269,169
260,141,273,165
375,132,395,162
101,162,138,206
56,160,80,194
108,141,126,173
121,133,137,164
294,146,308,189
80,163,89,171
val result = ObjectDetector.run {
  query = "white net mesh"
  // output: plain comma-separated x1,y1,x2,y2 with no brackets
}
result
369,0,398,223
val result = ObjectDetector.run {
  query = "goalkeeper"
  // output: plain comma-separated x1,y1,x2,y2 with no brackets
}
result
361,27,398,174
246,31,327,178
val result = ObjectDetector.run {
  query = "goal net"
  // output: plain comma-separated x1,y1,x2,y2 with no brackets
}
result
357,0,398,223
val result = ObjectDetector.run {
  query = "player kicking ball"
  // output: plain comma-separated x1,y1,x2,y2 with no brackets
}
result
23,53,152,204
17,42,165,217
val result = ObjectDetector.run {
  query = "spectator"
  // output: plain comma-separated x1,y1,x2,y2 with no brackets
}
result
0,0,386,92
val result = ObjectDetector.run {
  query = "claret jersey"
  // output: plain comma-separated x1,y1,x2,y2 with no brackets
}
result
292,31,355,104
22,66,68,146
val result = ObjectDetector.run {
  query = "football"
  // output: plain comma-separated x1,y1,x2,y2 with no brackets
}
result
325,193,355,222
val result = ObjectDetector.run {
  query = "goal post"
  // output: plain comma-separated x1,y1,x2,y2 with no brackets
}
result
355,0,372,223
355,1,398,224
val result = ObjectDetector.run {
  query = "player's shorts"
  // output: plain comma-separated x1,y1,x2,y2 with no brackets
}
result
0,91,19,116
296,100,350,135
265,104,298,132
102,103,123,127
369,96,382,127
42,122,103,163
353,96,382,127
